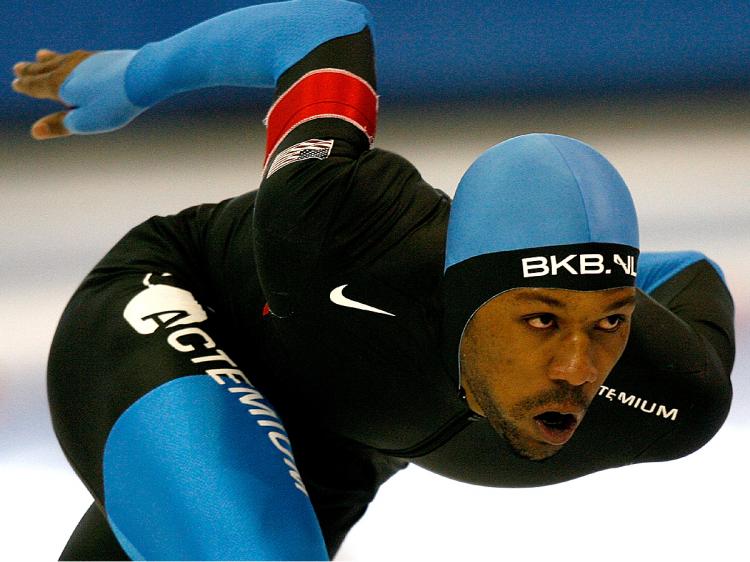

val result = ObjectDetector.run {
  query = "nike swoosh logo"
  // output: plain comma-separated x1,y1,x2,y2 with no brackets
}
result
329,284,396,317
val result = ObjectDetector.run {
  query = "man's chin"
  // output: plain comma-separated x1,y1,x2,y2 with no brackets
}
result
489,419,568,461
507,438,564,461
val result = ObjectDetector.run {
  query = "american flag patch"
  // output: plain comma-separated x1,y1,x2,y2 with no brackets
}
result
266,139,335,178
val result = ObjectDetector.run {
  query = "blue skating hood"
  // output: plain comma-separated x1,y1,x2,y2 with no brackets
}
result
443,133,639,383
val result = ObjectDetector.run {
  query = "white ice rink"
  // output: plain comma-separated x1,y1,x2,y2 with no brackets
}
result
2,95,748,561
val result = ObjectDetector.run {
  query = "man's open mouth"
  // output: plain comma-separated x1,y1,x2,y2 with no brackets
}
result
533,411,580,445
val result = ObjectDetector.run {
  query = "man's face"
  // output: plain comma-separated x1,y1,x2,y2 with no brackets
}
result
459,286,636,461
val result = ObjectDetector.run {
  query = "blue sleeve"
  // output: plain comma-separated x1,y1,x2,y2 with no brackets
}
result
636,250,726,294
59,0,372,134
103,374,329,560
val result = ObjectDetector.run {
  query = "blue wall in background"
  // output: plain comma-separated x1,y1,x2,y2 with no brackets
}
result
2,0,749,122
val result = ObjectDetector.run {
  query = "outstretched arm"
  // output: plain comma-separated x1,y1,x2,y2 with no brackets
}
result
12,0,372,139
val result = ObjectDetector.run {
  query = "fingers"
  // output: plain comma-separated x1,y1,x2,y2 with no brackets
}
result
36,49,58,62
12,49,93,102
13,49,95,139
12,71,62,100
31,111,71,140
12,49,60,77
14,58,59,77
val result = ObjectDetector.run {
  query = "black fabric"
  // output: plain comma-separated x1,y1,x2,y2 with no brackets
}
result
633,260,735,461
276,27,376,94
60,503,128,561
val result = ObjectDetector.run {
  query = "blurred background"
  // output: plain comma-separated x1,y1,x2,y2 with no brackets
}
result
1,1,748,560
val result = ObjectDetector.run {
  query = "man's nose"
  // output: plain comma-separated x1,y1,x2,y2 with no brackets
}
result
549,334,599,386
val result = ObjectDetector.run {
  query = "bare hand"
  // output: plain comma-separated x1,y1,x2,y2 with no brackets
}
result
12,49,95,140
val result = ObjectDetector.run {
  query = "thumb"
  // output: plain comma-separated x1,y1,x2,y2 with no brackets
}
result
31,111,71,140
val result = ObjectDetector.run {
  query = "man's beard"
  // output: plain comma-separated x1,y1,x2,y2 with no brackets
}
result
467,380,589,461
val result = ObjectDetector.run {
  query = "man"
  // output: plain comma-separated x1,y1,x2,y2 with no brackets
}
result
12,0,734,560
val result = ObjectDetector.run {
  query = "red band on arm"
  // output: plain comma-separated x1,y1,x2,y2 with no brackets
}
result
264,69,378,165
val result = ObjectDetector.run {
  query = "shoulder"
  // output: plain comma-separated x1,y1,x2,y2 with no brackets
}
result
637,250,728,296
355,147,451,208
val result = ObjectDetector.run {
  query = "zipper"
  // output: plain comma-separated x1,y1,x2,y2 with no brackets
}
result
378,410,483,459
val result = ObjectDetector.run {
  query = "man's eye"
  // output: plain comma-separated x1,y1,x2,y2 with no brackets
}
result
526,314,556,329
597,315,626,332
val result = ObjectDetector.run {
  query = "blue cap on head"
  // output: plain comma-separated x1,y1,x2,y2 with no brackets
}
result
442,133,640,383
446,133,638,270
